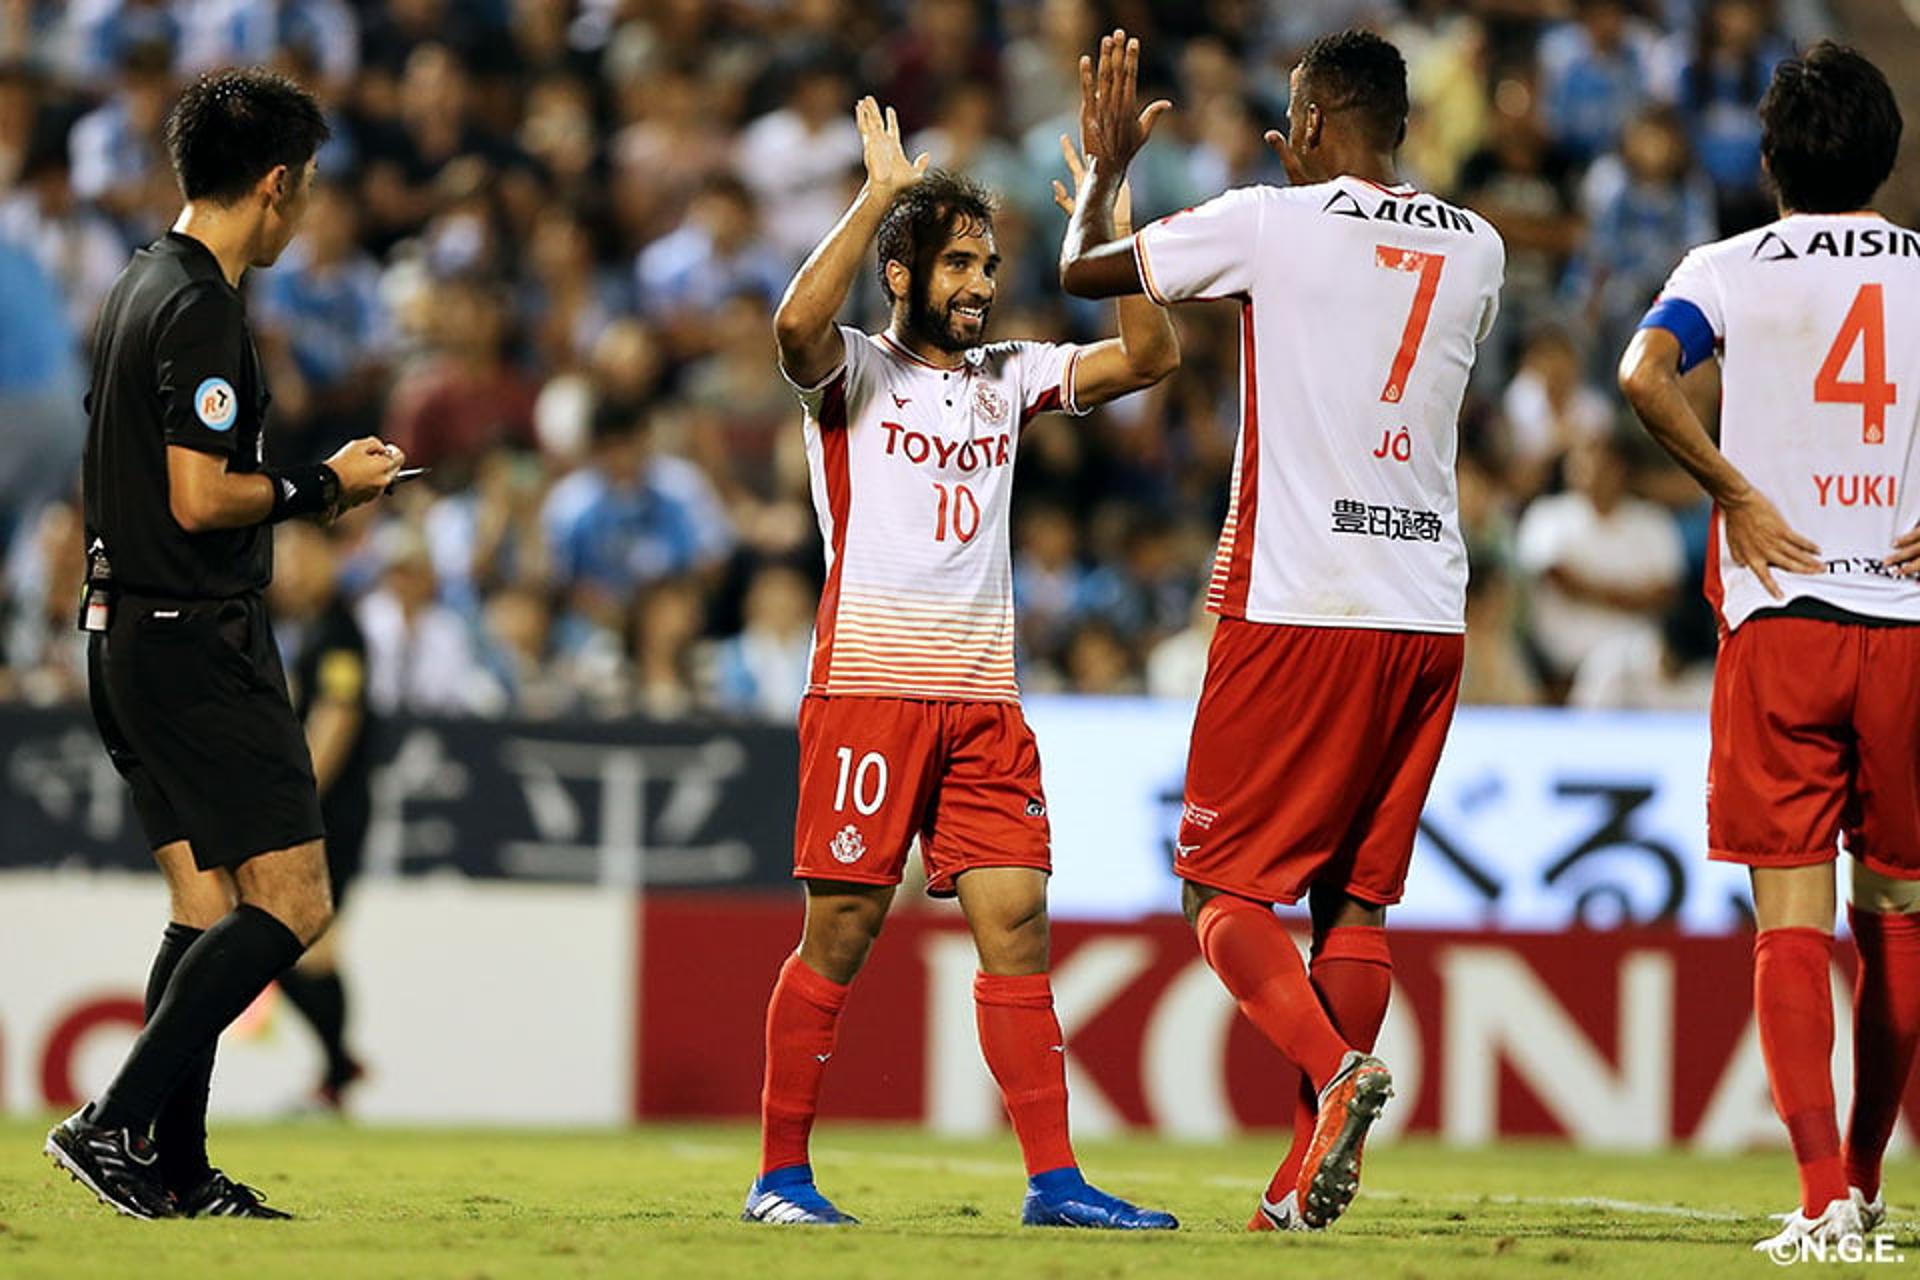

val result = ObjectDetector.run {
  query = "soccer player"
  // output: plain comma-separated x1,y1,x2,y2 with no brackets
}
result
1061,30,1504,1231
1620,41,1920,1252
270,522,372,1112
48,69,403,1218
743,96,1180,1228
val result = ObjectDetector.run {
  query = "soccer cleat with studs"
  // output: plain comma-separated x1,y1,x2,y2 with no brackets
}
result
1248,1187,1317,1232
741,1164,859,1225
1852,1185,1887,1233
1295,1051,1394,1230
1020,1167,1178,1229
1754,1195,1865,1255
175,1169,292,1219
43,1105,177,1219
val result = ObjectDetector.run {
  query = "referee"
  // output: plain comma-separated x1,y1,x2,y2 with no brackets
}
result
45,69,403,1220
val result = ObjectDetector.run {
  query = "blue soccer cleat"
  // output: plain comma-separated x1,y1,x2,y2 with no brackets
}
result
1020,1167,1178,1229
741,1164,859,1225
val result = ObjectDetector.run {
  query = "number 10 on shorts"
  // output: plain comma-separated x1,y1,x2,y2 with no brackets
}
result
834,747,889,815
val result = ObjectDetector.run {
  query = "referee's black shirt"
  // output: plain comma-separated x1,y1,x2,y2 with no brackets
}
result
83,231,273,600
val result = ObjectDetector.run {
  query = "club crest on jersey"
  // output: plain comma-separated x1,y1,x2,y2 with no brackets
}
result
194,377,238,431
829,824,865,864
973,383,1008,424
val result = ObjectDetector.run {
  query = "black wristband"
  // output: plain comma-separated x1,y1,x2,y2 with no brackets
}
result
264,463,340,523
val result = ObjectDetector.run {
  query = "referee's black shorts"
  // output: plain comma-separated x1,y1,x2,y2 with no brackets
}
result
88,592,324,871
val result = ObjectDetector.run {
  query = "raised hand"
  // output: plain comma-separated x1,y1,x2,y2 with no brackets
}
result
1078,29,1171,173
855,96,929,201
1262,127,1312,187
1051,133,1133,230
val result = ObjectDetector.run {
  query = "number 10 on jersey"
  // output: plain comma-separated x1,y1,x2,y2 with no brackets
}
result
933,482,980,542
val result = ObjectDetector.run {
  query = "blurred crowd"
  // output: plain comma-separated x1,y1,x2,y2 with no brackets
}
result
0,0,1844,719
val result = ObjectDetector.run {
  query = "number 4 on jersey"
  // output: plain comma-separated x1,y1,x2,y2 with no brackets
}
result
1815,283,1897,444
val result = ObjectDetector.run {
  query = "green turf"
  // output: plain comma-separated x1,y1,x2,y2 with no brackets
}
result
1,1119,1910,1278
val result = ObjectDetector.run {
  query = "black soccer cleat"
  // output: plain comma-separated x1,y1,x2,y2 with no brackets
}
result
175,1169,292,1219
44,1105,177,1219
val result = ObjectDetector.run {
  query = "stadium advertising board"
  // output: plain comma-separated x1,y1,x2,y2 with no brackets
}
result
0,702,1751,930
1023,697,1752,930
0,707,799,889
0,874,635,1125
640,898,1916,1152
4,884,1910,1149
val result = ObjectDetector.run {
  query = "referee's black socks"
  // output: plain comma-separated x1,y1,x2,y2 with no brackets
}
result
279,967,354,1088
142,922,216,1189
96,905,304,1134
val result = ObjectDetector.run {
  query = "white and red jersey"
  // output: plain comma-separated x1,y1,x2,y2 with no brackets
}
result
790,325,1085,702
1134,176,1505,632
1652,214,1920,630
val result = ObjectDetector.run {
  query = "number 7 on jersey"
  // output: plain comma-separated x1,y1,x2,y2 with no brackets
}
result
1375,245,1446,405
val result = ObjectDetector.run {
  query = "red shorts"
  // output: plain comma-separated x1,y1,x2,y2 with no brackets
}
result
793,695,1051,896
1709,617,1920,877
1177,619,1464,907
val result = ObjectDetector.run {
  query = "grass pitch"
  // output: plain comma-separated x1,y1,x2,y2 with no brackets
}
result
1,1119,1910,1278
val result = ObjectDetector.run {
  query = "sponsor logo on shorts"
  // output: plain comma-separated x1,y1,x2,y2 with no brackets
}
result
194,377,238,431
1026,798,1046,818
829,824,865,864
1174,842,1201,859
1181,803,1219,832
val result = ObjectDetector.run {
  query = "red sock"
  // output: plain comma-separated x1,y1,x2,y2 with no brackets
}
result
1195,895,1352,1093
1846,906,1920,1200
1755,927,1846,1214
759,953,849,1175
975,972,1077,1176
1266,926,1393,1204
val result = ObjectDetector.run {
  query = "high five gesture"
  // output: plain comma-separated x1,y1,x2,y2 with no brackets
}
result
855,95,929,203
774,96,928,388
1058,29,1170,299
1078,30,1171,173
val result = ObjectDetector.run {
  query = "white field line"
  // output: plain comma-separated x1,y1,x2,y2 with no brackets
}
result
666,1139,1757,1222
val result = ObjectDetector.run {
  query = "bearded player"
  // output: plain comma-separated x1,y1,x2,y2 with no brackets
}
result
742,96,1180,1228
1621,42,1920,1252
1062,30,1504,1231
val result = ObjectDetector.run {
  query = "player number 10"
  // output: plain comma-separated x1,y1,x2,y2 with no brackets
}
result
933,482,980,543
834,747,888,815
